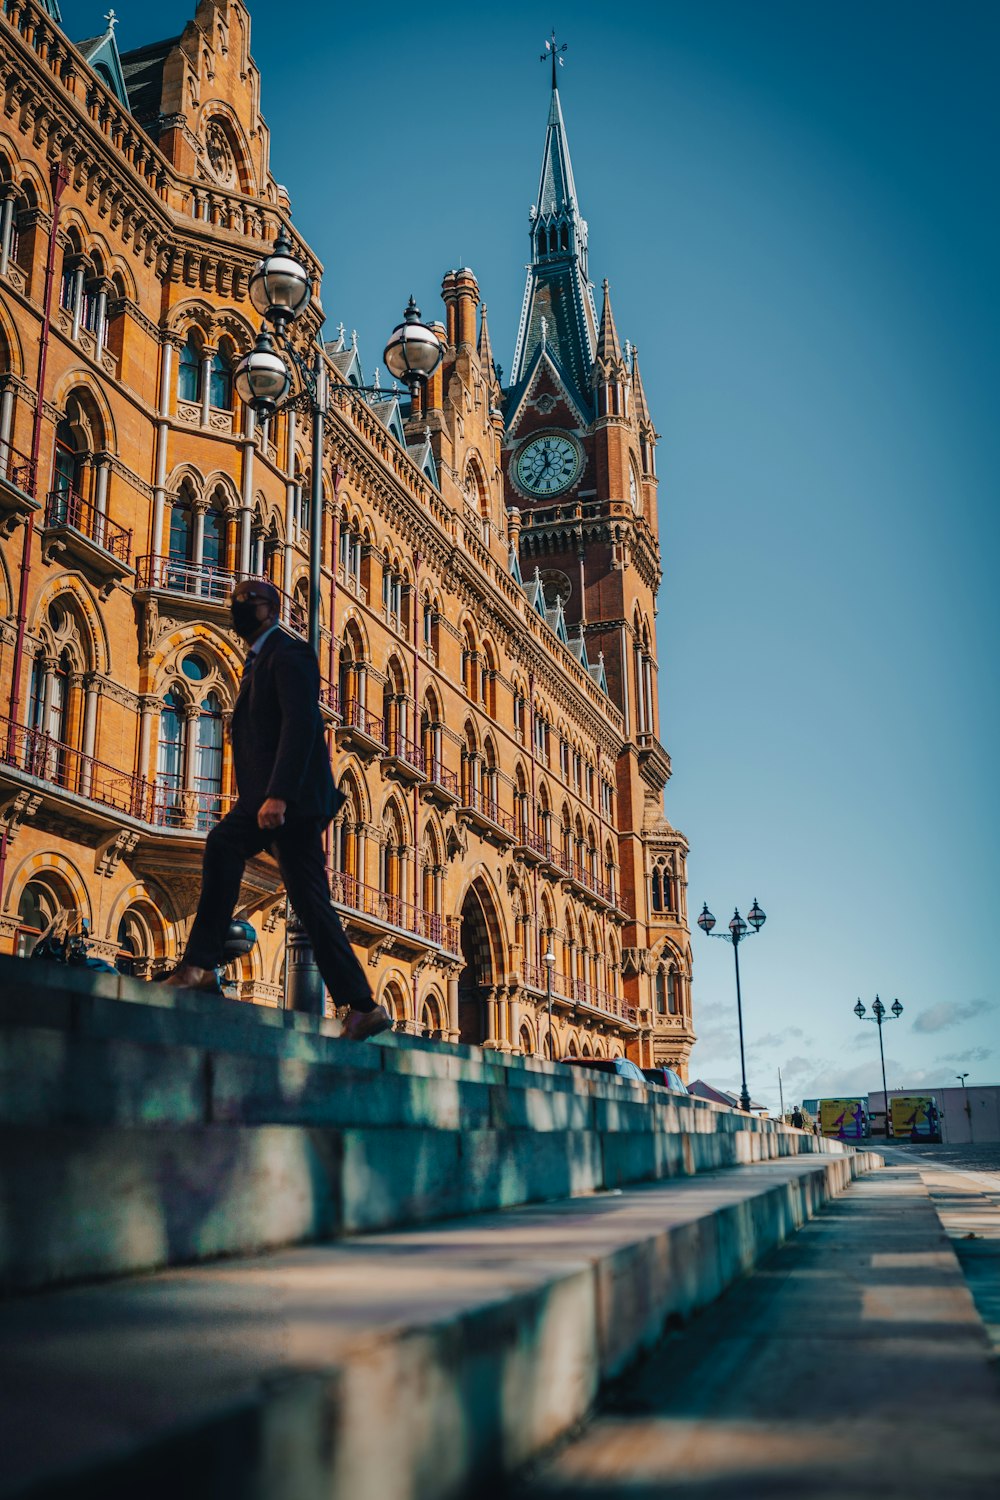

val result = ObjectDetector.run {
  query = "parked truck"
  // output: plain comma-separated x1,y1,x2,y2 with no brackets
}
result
889,1095,942,1142
818,1098,870,1141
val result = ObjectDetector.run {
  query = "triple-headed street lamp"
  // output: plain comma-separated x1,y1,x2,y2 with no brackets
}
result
234,229,443,656
233,230,444,1014
853,994,903,1137
697,899,766,1113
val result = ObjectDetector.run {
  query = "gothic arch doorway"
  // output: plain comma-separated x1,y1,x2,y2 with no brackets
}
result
457,878,503,1046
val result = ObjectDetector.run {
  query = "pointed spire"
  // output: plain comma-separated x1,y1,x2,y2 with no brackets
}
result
477,303,496,378
630,344,653,432
510,57,598,404
593,279,625,377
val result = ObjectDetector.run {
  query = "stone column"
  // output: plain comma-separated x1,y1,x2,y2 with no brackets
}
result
0,189,16,276
152,337,178,558
92,279,111,360
79,676,98,796
200,347,216,427
137,694,157,786
182,705,200,823
0,382,14,474
70,264,86,341
447,977,460,1042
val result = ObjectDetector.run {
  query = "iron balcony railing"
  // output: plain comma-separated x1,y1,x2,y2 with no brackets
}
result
338,698,387,745
135,556,308,636
519,961,636,1025
459,785,518,839
329,871,460,952
44,487,132,562
385,727,425,773
425,755,460,797
1,712,459,951
0,440,37,496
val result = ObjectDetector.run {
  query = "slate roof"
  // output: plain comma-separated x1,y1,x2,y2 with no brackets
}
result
118,37,178,125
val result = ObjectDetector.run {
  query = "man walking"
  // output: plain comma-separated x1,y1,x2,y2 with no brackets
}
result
165,580,390,1041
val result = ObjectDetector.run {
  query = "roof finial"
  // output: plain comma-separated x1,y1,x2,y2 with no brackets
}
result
104,8,118,31
540,30,567,91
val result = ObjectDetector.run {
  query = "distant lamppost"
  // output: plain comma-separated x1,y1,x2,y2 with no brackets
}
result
854,995,903,1137
956,1072,973,1141
697,899,766,1112
234,230,443,1015
543,948,556,1059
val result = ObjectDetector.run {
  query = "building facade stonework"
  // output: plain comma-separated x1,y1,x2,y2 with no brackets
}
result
0,0,695,1073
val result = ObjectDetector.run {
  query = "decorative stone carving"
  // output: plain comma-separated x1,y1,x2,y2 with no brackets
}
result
0,791,42,845
95,829,140,878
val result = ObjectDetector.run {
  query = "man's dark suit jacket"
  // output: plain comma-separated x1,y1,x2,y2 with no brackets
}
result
230,628,344,822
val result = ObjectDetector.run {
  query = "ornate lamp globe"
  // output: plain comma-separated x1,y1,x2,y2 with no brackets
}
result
697,903,716,935
891,998,903,1018
729,909,748,940
233,331,291,419
248,228,312,329
854,999,866,1018
747,899,766,931
872,996,885,1019
383,297,444,394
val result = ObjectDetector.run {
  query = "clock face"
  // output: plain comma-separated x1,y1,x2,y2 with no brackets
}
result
514,433,583,498
629,464,640,511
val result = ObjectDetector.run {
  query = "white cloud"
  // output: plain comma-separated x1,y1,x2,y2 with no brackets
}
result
912,998,995,1034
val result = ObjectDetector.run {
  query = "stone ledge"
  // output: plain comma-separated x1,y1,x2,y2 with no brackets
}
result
0,1153,883,1500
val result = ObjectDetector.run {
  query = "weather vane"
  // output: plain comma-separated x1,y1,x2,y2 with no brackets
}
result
541,30,568,88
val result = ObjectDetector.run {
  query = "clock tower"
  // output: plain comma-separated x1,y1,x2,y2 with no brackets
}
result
502,51,695,1075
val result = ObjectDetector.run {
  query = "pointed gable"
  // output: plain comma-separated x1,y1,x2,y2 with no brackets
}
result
505,342,591,438
76,19,131,110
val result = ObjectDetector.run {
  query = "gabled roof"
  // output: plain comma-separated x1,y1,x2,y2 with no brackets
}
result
545,594,570,644
508,544,523,585
588,653,609,694
371,395,407,448
117,34,180,125
77,19,132,110
407,431,439,488
505,341,592,437
327,333,364,389
524,568,548,620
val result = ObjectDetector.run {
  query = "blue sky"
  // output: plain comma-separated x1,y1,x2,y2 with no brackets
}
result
63,1,1000,1110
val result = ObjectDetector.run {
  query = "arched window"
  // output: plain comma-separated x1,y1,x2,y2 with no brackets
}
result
652,867,663,912
208,349,232,410
667,968,678,1015
193,692,224,828
178,332,202,402
52,418,82,496
202,503,225,572
16,877,66,957
156,691,185,823
655,968,667,1015
169,493,194,564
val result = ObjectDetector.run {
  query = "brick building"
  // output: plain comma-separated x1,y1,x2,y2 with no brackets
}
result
0,0,694,1071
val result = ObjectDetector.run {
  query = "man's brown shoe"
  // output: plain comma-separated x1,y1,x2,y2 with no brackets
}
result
159,964,224,995
342,1003,392,1042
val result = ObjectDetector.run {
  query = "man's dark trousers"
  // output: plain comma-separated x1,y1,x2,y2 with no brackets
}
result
184,805,373,1009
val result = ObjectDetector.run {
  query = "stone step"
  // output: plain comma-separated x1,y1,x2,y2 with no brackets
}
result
0,958,857,1293
0,1151,883,1500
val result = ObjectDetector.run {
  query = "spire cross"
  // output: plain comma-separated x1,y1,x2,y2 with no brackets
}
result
540,31,568,89
104,8,118,31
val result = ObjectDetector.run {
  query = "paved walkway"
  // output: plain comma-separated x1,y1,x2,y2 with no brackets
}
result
513,1161,1000,1499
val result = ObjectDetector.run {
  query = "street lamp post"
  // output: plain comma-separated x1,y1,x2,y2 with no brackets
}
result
696,899,766,1113
542,948,556,1059
853,995,903,1137
956,1072,972,1141
234,230,443,1014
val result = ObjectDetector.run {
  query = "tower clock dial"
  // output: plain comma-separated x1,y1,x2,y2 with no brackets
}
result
513,432,583,498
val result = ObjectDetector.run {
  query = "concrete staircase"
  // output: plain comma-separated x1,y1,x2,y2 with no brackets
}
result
0,957,882,1498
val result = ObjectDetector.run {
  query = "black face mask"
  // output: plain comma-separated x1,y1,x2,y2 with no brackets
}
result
231,599,263,640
